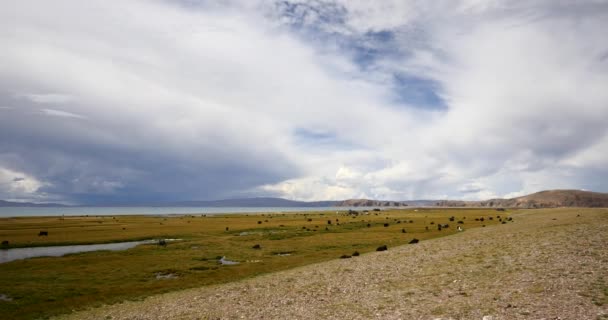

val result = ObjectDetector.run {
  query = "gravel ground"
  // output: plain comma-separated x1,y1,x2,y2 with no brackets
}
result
56,208,608,320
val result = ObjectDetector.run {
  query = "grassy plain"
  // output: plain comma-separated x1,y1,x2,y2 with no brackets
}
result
0,208,506,320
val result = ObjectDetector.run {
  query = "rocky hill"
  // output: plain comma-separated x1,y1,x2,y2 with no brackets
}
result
436,189,608,208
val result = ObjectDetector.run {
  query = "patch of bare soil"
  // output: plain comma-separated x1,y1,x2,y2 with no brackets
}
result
56,208,608,320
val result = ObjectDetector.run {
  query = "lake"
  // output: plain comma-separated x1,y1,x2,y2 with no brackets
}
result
0,206,370,217
0,240,156,264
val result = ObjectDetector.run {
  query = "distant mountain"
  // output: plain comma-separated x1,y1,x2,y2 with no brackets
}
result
0,197,415,208
6,190,603,208
401,200,438,207
168,197,339,207
174,198,418,207
436,190,608,208
0,200,68,207
334,199,410,207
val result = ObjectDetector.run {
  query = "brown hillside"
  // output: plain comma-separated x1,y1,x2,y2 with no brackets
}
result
437,189,608,208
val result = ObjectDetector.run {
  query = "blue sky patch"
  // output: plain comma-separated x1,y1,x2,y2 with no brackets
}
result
390,73,446,110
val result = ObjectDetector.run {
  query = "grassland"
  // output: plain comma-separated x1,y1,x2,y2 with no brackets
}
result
0,208,505,320
55,208,608,320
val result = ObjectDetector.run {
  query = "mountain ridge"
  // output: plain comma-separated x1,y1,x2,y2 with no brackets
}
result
2,190,606,208
0,200,68,207
435,189,608,208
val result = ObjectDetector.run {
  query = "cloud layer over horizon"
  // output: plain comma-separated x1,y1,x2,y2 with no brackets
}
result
1,0,607,204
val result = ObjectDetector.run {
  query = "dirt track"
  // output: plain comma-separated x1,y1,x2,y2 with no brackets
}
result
56,208,608,320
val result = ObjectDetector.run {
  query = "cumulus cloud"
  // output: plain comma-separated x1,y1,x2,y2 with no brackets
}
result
0,0,606,203
0,167,47,202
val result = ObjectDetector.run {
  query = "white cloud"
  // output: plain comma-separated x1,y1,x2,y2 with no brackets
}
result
18,93,74,104
0,0,606,203
0,167,47,201
40,108,86,119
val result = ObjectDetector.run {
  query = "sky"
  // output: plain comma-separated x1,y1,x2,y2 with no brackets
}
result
1,0,608,204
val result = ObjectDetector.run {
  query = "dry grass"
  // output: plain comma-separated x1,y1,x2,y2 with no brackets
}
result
52,208,608,320
0,208,499,320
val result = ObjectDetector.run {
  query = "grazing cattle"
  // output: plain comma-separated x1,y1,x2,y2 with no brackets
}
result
457,226,463,232
1,240,8,246
457,220,464,224
252,244,261,249
496,208,506,211
158,239,167,246
258,221,262,224
225,227,229,231
449,216,455,222
307,218,312,222
442,224,449,228
340,255,352,259
437,224,442,231
401,228,407,233
367,223,371,228
383,223,389,227
352,251,360,256
38,231,48,236
376,245,388,251
425,226,429,231
327,220,332,225
409,238,419,244
409,220,413,223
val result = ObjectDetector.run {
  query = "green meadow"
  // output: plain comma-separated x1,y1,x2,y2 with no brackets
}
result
0,208,508,320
